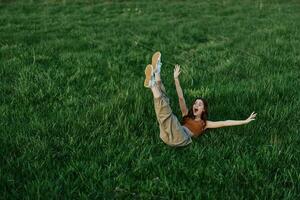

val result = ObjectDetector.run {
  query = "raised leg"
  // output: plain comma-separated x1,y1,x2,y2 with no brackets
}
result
145,52,192,147
155,72,169,104
150,84,162,98
150,84,191,147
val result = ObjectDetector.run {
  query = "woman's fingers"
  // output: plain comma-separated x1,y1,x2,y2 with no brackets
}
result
250,112,257,119
174,64,181,72
251,111,256,116
246,112,257,123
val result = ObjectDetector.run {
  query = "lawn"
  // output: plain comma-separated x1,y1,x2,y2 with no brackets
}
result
1,0,300,199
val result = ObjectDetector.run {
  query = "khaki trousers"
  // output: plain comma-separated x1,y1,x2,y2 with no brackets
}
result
153,82,192,147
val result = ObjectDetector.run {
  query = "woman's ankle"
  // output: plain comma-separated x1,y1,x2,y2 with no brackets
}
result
155,73,161,82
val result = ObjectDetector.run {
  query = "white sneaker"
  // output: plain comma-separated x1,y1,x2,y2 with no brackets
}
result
151,51,161,73
156,58,162,74
144,64,156,88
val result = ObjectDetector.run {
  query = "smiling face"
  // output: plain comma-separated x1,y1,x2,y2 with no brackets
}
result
193,99,205,117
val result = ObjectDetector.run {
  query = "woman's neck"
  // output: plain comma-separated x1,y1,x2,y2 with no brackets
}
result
194,116,201,121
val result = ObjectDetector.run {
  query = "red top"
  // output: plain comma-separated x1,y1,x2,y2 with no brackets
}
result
182,117,206,137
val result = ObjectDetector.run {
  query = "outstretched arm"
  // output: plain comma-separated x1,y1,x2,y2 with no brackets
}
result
174,64,188,117
204,112,257,130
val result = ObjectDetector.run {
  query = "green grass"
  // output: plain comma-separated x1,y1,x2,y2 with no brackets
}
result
1,0,300,199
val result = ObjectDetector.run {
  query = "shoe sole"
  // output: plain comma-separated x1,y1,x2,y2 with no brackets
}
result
151,51,161,73
144,64,153,88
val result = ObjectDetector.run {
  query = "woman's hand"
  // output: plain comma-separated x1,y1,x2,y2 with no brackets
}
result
245,112,257,123
174,64,181,79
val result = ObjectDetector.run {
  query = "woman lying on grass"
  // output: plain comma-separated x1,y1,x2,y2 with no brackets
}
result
144,51,257,147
